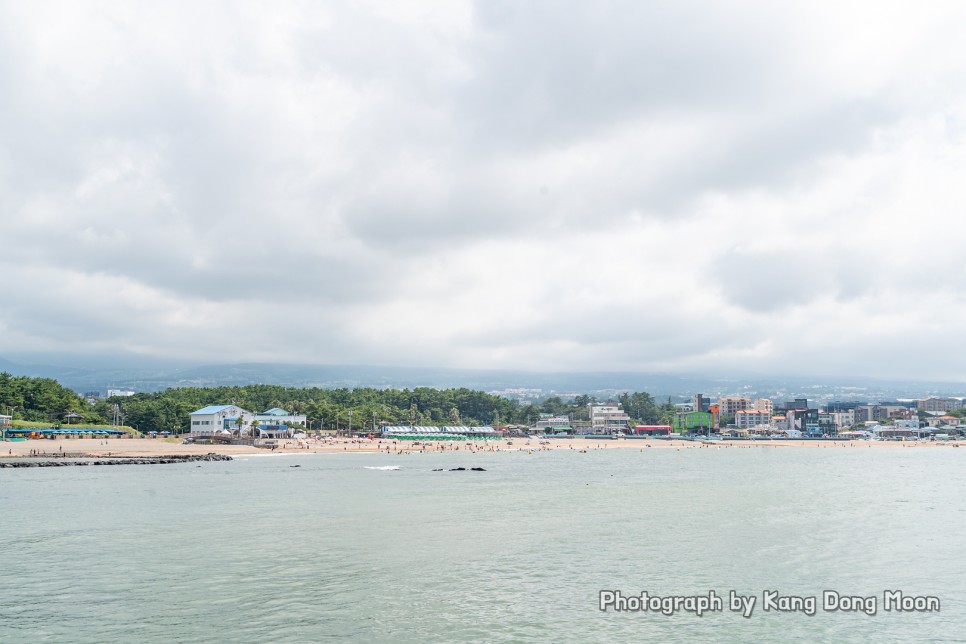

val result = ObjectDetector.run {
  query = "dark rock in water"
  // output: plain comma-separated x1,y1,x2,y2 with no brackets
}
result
471,467,486,471
432,468,443,471
449,467,466,471
0,453,233,468
290,465,301,468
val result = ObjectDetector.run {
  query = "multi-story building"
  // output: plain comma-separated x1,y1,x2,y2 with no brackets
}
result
189,404,253,437
735,409,771,429
918,397,963,413
190,405,305,439
589,405,630,434
818,413,839,436
786,408,821,436
825,410,855,431
753,398,773,414
673,411,715,434
693,394,710,413
718,397,752,417
784,398,809,411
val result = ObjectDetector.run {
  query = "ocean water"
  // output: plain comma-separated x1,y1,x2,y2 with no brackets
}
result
2,446,965,642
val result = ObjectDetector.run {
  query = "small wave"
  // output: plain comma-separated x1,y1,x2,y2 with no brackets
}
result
364,466,401,471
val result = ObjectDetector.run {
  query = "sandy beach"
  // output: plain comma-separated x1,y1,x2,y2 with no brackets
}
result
1,435,962,459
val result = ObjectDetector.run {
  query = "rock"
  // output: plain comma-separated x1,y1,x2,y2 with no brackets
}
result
0,453,234,468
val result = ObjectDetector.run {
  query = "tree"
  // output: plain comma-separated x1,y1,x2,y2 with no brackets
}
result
236,416,248,438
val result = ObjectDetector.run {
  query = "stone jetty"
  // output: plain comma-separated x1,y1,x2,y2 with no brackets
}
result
0,453,233,468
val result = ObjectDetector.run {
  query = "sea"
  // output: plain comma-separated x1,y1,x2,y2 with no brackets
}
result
2,445,964,642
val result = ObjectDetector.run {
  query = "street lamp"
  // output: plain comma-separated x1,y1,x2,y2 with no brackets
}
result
348,410,353,437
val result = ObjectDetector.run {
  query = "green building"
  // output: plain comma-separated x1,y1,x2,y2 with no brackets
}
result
673,411,715,435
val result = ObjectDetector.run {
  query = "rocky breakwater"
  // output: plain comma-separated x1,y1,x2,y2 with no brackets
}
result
0,453,233,468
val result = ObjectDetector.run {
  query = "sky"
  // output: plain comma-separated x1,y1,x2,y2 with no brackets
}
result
2,0,966,380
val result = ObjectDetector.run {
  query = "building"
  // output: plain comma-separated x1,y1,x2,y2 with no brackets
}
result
825,401,865,413
880,405,915,420
632,425,672,436
784,398,809,411
753,398,773,414
589,405,630,434
825,410,855,431
530,414,572,435
107,389,135,398
189,405,253,438
718,397,751,417
673,411,715,434
918,397,963,413
0,414,11,440
735,409,771,429
786,408,821,436
693,394,710,413
253,408,307,432
818,413,838,436
189,405,307,439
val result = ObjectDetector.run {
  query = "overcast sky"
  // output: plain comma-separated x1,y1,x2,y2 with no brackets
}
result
2,1,966,379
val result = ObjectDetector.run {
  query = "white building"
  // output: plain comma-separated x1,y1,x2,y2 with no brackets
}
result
189,405,253,437
529,414,572,434
735,409,771,429
589,405,630,434
254,407,307,430
107,389,135,398
190,405,308,439
827,410,855,430
754,398,774,414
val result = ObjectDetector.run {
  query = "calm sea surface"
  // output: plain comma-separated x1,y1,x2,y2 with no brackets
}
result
2,446,965,642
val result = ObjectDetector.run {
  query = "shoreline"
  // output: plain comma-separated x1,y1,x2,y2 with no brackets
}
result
1,436,962,459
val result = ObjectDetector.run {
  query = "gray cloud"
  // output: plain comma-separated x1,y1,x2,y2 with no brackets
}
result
2,1,966,379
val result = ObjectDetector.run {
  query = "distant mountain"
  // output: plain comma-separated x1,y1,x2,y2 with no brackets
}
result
1,356,964,403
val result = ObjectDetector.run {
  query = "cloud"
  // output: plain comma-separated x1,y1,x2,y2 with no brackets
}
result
2,0,966,380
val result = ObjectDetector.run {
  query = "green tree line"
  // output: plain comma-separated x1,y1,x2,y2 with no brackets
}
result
1,373,676,433
0,372,106,424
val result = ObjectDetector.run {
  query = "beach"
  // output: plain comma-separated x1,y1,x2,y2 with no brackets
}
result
2,435,962,459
